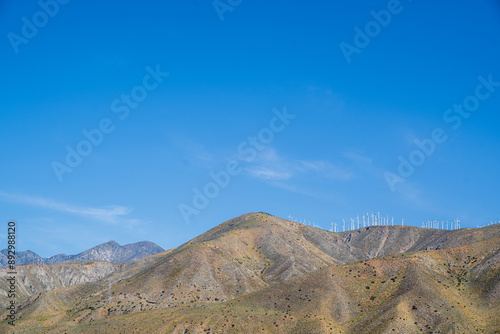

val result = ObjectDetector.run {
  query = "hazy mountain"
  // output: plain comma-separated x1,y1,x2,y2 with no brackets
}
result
0,240,165,268
0,250,45,268
1,213,498,333
60,240,165,264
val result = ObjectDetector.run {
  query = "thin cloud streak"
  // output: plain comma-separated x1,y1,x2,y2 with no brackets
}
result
0,191,134,224
242,148,353,182
245,167,292,180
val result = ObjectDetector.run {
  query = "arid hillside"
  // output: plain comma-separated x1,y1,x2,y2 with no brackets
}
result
1,212,498,333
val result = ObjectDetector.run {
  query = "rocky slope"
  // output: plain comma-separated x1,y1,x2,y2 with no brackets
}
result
0,261,120,308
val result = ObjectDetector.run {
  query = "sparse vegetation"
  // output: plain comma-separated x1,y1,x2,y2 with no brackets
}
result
0,212,498,333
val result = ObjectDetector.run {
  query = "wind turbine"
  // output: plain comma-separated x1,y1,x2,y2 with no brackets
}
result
342,219,345,232
357,215,360,229
363,215,366,228
401,218,404,227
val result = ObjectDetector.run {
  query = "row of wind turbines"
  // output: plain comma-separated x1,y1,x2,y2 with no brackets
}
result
288,212,405,233
422,220,500,230
287,213,500,233
328,212,404,233
474,220,499,228
422,220,461,230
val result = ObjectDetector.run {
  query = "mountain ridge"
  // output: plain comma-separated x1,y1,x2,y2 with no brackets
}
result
0,240,165,268
1,212,498,333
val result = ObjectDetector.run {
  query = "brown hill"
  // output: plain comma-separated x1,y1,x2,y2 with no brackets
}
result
1,212,499,333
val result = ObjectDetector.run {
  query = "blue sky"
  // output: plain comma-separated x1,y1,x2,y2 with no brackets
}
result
1,0,499,257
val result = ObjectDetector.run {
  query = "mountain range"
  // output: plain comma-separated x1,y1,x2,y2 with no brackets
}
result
0,212,498,333
0,240,165,268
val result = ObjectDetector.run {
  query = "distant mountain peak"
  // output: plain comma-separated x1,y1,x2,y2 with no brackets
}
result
0,240,165,268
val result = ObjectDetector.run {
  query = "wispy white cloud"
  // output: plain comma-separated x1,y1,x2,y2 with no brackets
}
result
297,160,353,180
0,191,138,225
242,148,353,182
245,167,292,180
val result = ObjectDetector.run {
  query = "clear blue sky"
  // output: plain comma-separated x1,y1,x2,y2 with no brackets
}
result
1,0,499,257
